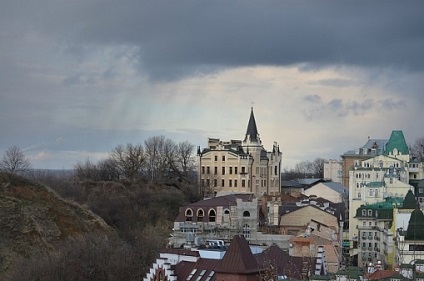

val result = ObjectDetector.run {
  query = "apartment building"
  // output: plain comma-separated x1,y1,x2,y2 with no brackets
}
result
197,108,282,197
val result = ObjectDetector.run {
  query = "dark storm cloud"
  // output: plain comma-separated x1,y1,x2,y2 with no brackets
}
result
2,0,424,80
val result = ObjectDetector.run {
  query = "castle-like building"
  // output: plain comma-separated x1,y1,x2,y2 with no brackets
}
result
197,108,282,197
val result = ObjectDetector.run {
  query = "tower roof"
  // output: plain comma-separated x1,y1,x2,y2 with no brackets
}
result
244,107,259,142
384,130,409,156
402,189,417,209
406,208,424,240
215,235,261,274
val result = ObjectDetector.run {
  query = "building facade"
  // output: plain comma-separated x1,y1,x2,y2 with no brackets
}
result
197,108,282,197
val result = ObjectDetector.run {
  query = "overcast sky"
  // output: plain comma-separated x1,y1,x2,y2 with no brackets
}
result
1,1,424,170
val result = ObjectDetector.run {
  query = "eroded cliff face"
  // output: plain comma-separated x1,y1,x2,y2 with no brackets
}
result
0,172,115,279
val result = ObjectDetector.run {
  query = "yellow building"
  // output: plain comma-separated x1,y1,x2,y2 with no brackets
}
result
197,108,282,197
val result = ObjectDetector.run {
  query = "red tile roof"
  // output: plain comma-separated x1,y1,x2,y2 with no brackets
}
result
364,269,398,280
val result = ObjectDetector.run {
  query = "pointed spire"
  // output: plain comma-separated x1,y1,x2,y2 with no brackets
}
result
244,107,259,143
215,235,261,274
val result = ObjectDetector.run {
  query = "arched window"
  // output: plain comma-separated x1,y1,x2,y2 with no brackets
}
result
362,209,366,216
197,209,204,222
223,209,230,223
185,208,193,221
209,209,216,222
243,224,251,239
368,210,372,217
243,211,250,217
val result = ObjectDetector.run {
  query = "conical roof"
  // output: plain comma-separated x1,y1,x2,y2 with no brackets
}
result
402,189,417,209
215,235,261,274
244,107,259,142
406,208,424,240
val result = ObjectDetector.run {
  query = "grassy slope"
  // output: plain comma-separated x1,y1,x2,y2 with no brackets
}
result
0,172,115,278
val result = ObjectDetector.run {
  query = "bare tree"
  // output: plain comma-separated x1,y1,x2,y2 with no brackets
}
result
0,146,31,174
177,141,195,177
110,143,145,180
411,137,424,162
144,136,168,181
312,158,325,178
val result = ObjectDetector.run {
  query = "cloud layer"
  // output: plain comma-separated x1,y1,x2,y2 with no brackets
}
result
1,1,424,169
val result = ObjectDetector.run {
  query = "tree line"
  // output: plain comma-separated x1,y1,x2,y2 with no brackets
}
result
74,136,196,184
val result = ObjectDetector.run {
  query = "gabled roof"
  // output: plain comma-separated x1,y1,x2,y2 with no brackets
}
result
173,259,220,281
364,269,401,280
256,245,317,280
384,130,409,156
310,182,346,195
214,235,261,274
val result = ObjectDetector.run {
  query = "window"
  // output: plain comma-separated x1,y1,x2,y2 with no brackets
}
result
213,179,217,187
221,179,224,187
234,180,237,187
243,224,251,238
222,167,225,175
235,167,238,174
229,167,233,174
243,211,250,217
368,210,372,216
206,166,210,174
209,209,216,222
214,155,217,161
214,167,217,175
202,166,205,174
362,221,366,226
420,188,424,194
241,166,246,174
222,155,225,161
206,179,210,187
185,209,193,221
229,179,232,187
242,180,246,187
197,209,204,222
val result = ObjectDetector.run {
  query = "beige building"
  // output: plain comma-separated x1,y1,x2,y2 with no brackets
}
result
324,159,343,184
197,108,282,197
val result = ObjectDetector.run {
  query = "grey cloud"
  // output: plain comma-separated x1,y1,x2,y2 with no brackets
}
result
2,1,424,81
304,97,407,120
304,95,322,103
309,78,357,88
380,98,407,110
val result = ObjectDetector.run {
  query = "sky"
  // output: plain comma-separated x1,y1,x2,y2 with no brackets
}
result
1,1,424,170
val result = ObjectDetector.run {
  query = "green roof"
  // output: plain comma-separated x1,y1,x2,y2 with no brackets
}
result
402,189,417,209
365,181,385,188
406,208,424,240
384,130,409,156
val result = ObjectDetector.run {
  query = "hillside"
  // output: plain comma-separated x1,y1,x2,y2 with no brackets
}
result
0,172,115,279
